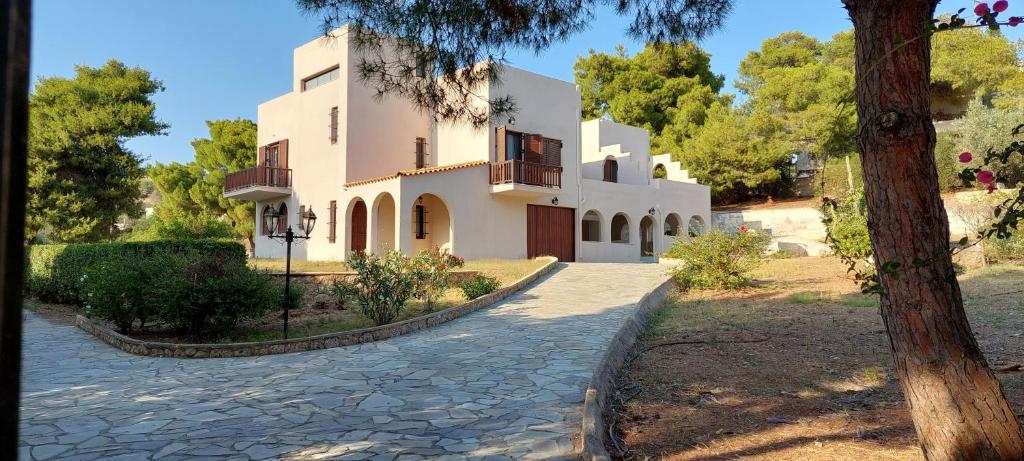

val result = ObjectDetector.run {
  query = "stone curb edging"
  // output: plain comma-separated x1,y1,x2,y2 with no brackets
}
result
75,257,558,359
578,275,676,461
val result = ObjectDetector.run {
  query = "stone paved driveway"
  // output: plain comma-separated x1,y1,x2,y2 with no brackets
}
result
19,263,667,461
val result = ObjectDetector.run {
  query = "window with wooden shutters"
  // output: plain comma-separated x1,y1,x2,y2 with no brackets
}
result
524,134,544,164
261,205,273,236
328,201,337,243
497,127,523,161
415,137,427,169
603,158,618,183
415,205,427,239
541,137,562,166
277,203,288,234
329,107,338,144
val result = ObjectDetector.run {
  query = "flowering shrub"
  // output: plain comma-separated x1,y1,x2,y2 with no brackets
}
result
459,274,501,300
663,228,771,289
347,250,422,325
412,247,465,311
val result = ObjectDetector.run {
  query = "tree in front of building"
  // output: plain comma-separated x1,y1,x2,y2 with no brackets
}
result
26,60,166,243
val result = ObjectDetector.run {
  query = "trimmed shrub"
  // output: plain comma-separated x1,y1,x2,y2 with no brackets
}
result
153,259,278,339
79,252,173,334
25,240,246,304
664,229,771,289
459,274,501,300
821,191,873,262
26,239,243,305
348,250,422,325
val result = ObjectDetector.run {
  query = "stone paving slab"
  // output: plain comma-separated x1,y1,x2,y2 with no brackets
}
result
19,263,667,460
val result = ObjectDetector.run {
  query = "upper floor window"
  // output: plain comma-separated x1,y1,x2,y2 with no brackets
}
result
329,107,339,144
415,137,427,169
302,66,340,91
603,157,618,183
504,130,523,161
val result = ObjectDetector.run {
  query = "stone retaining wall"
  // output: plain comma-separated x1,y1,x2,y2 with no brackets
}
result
76,258,556,358
578,276,675,460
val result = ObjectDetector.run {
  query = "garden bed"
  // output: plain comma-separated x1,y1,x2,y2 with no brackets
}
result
607,257,1024,460
63,257,556,358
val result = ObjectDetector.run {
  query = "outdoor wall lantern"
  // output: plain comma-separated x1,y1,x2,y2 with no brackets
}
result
648,207,656,216
264,206,317,339
551,197,559,206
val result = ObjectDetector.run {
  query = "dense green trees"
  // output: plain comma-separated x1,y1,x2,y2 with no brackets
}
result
574,27,1022,203
27,60,166,242
147,119,257,245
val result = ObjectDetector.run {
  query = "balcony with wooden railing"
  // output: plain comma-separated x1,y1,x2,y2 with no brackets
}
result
223,166,292,201
489,160,562,196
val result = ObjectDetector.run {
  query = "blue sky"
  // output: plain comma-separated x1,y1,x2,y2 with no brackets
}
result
32,1,1021,165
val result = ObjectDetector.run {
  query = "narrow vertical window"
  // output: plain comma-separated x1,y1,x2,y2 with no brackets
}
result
329,107,338,144
415,205,427,239
328,200,337,243
415,137,427,169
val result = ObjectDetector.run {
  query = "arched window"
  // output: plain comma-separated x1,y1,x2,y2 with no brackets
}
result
664,213,682,236
603,157,618,183
261,205,274,236
582,210,602,242
277,203,289,234
688,215,705,237
653,163,667,179
611,213,630,243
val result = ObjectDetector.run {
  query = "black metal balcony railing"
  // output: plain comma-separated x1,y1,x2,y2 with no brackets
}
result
224,166,292,192
489,160,562,189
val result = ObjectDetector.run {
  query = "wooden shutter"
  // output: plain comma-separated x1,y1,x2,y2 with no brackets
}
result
524,134,544,163
604,159,618,182
329,201,337,243
258,146,266,166
541,138,562,166
415,137,426,169
278,204,288,234
278,139,289,168
496,126,507,162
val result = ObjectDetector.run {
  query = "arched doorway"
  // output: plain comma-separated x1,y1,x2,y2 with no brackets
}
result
664,213,682,237
611,213,630,243
348,198,367,253
277,203,288,234
688,215,705,237
582,210,602,242
372,193,396,253
640,216,655,256
603,157,619,182
411,193,452,254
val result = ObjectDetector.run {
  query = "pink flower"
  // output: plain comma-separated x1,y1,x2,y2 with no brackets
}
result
739,225,748,232
958,151,973,163
994,0,1009,12
977,170,995,184
1010,16,1023,26
976,2,991,15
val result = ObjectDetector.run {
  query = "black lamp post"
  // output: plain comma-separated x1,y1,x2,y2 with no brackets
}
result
264,206,317,339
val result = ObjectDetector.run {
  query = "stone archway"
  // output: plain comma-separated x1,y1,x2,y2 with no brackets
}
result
664,213,682,237
611,213,630,243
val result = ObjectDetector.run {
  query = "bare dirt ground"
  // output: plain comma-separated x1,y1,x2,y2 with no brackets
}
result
610,257,1024,460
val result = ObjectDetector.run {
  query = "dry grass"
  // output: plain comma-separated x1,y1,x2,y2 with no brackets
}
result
612,257,1024,461
249,258,348,272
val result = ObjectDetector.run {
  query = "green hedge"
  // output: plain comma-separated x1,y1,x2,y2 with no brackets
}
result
25,240,246,304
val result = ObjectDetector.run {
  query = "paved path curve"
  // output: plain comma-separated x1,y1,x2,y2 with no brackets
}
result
19,263,667,461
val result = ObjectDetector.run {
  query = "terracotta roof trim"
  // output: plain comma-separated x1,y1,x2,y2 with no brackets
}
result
344,160,488,188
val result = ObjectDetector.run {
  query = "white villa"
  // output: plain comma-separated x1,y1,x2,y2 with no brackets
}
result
224,27,711,263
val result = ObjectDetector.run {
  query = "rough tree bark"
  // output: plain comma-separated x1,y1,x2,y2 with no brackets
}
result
844,1,1024,459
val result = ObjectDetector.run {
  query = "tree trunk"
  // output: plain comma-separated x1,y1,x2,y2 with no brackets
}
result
844,1,1024,459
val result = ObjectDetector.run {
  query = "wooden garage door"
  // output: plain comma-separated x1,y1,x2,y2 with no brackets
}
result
527,204,575,262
